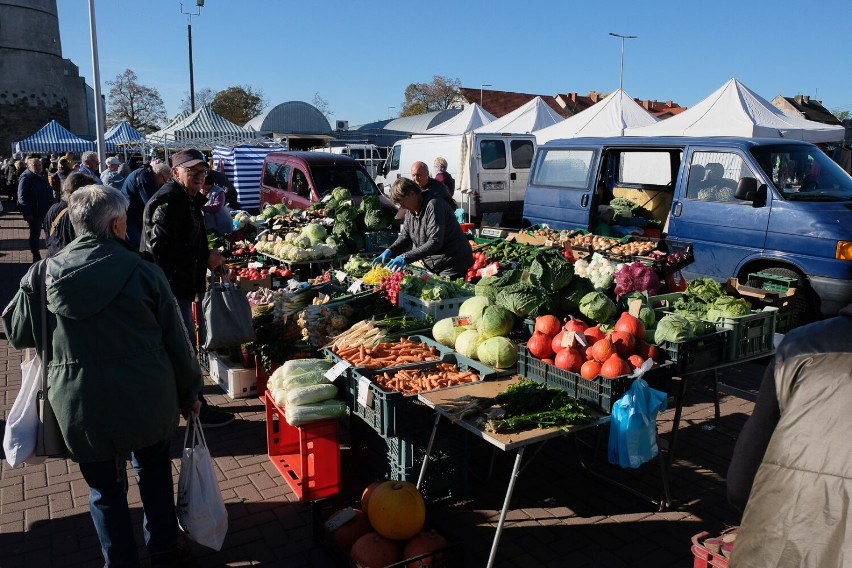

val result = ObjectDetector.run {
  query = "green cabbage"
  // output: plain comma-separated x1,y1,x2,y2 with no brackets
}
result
705,296,751,322
331,187,351,202
654,314,694,343
638,306,656,328
455,329,485,360
528,254,574,292
477,337,518,369
578,291,616,323
474,276,500,303
364,209,390,231
301,223,328,246
495,285,545,318
433,318,465,348
459,296,491,327
477,306,515,339
684,277,724,302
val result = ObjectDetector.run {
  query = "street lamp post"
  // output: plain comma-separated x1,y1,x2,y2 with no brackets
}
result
609,32,637,135
181,2,204,112
480,84,492,107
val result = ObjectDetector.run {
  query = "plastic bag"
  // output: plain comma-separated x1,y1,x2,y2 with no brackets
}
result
608,378,667,469
177,416,228,550
202,279,256,350
2,349,46,467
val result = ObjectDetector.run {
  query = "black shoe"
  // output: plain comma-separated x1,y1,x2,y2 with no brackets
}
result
198,407,234,428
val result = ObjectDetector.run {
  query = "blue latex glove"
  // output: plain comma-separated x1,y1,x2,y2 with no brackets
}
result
386,255,406,272
372,249,391,266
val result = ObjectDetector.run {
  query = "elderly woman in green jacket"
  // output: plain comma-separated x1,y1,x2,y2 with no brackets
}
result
3,184,203,567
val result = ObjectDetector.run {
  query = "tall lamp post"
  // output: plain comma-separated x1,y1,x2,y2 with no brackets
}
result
181,1,204,112
480,84,492,107
609,32,637,135
87,0,105,163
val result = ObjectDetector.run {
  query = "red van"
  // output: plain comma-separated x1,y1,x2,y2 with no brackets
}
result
259,152,394,210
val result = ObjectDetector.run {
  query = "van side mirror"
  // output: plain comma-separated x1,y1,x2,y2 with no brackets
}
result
377,164,387,177
735,177,767,207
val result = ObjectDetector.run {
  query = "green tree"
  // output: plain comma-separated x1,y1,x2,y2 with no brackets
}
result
179,87,217,113
401,75,461,117
831,108,850,121
106,69,167,133
211,85,267,125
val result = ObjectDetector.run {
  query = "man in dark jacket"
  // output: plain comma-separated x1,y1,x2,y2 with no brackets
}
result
141,148,232,427
18,157,55,262
122,161,171,249
727,303,852,567
410,161,457,210
377,177,473,279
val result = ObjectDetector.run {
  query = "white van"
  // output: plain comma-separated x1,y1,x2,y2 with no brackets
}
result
375,133,536,225
312,144,383,178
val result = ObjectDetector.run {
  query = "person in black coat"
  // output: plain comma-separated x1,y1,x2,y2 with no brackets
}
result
44,172,97,258
18,157,55,262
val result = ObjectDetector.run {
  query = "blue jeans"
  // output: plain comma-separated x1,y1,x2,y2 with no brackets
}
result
78,439,177,567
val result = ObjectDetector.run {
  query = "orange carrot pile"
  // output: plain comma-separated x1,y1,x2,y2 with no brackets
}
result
332,337,441,369
374,363,480,395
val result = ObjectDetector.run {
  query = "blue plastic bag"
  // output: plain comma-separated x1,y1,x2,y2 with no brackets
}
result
607,378,667,469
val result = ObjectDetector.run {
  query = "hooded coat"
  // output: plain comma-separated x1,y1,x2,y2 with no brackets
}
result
2,236,202,463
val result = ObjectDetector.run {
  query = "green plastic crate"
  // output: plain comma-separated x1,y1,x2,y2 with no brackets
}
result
714,307,777,361
746,272,798,293
655,329,729,373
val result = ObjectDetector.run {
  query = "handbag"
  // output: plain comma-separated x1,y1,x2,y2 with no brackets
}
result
34,260,67,458
2,349,45,467
607,378,667,469
177,415,228,550
201,271,255,350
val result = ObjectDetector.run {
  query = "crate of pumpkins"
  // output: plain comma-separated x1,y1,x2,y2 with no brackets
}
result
313,480,462,568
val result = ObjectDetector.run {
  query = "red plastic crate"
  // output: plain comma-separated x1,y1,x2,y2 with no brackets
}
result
265,392,341,502
691,530,732,568
254,355,280,399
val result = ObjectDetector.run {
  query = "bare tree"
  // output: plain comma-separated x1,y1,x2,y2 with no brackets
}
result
211,85,267,125
106,69,167,133
401,75,461,116
179,87,217,113
312,92,333,120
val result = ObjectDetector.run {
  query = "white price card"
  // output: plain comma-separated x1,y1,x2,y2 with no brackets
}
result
325,360,352,382
452,315,472,327
335,270,348,283
561,331,576,348
628,298,643,318
347,279,363,294
357,376,374,407
545,239,554,247
248,261,263,269
324,507,356,532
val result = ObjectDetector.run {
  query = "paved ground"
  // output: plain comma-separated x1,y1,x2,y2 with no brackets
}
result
0,204,760,567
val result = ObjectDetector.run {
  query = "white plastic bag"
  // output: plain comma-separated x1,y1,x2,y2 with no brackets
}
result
3,349,46,468
176,416,228,550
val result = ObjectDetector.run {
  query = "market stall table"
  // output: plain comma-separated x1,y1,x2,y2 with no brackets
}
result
416,377,609,568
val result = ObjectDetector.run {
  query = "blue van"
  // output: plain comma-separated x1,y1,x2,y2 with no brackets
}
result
522,136,852,318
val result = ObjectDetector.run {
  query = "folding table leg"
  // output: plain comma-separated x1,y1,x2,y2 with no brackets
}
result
416,413,442,490
487,447,525,568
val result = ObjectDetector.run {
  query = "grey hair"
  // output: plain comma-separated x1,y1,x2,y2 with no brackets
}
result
81,151,98,165
68,185,129,238
152,162,172,178
390,177,421,205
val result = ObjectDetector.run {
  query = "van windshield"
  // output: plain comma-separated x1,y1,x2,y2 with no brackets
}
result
309,165,379,197
751,144,852,201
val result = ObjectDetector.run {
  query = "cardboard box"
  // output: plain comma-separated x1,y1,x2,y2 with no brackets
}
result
208,352,258,399
723,278,795,308
237,275,272,292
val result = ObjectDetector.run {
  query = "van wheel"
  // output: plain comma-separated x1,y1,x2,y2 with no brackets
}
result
760,267,817,327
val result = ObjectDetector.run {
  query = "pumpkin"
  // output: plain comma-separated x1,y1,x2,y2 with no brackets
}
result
580,360,601,380
600,354,631,378
534,314,562,338
627,354,646,370
542,358,555,365
563,317,588,334
584,325,606,343
551,331,566,354
613,312,646,340
527,331,554,360
587,335,615,363
609,331,636,358
554,348,583,373
327,508,372,554
361,481,383,515
647,344,662,362
350,532,401,568
402,530,448,567
367,481,426,541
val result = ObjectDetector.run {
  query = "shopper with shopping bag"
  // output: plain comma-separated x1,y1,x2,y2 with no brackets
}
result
3,185,205,568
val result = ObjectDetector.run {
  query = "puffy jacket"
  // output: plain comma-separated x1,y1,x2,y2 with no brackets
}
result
139,179,210,301
17,169,54,219
121,165,160,250
2,236,202,463
728,303,852,567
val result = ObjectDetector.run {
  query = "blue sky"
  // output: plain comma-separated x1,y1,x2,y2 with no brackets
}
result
57,0,852,127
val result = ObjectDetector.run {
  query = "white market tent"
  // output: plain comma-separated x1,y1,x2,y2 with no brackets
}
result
211,145,287,211
14,120,95,153
624,78,845,143
534,89,658,143
424,103,496,134
103,121,144,152
146,105,256,148
475,96,563,134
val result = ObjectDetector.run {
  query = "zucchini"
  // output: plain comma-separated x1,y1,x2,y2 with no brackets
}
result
285,400,347,427
286,383,338,407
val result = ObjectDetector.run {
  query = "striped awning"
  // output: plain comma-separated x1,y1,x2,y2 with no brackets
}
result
146,105,255,147
103,121,144,151
14,120,95,153
211,144,287,211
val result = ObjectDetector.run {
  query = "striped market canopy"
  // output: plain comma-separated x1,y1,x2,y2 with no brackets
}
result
211,144,287,211
14,120,95,153
147,105,255,147
103,121,144,150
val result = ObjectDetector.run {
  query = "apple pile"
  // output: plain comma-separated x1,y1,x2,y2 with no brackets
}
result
526,312,663,380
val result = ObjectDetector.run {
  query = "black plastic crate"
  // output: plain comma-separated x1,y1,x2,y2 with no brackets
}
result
311,493,464,568
655,329,729,373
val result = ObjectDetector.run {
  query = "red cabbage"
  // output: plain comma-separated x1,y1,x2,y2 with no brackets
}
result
614,262,661,299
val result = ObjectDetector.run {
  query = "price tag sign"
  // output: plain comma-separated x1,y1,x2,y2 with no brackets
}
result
628,299,643,318
335,270,348,283
356,376,374,407
452,315,472,327
248,261,263,269
505,235,516,243
347,279,363,294
559,234,570,242
324,507,356,532
324,360,352,382
544,239,554,247
561,331,576,348
574,332,587,347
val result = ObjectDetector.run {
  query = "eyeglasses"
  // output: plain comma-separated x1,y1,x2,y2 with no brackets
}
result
181,167,207,179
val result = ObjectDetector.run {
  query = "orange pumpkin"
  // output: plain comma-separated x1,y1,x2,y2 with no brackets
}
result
350,532,401,568
402,530,448,567
367,481,426,541
327,508,372,554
